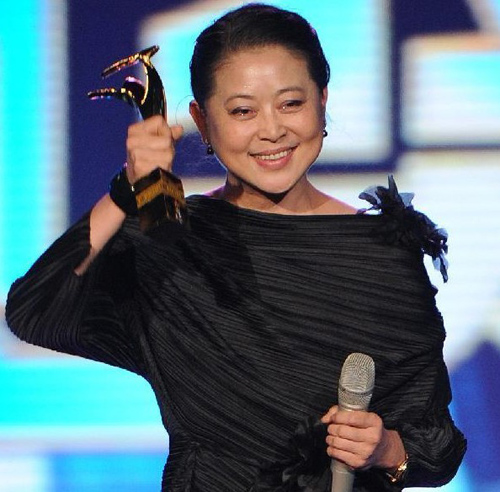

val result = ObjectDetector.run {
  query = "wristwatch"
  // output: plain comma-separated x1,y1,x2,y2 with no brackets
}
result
385,454,409,484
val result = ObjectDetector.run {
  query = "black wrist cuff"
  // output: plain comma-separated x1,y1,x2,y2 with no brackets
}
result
109,165,138,216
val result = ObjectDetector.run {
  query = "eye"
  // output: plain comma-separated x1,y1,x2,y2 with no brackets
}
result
230,107,255,118
281,100,304,112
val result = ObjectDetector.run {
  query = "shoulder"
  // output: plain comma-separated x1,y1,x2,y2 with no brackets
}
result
312,193,359,215
359,175,449,282
323,201,358,215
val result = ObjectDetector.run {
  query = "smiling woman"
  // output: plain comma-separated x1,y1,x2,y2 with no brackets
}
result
188,46,331,212
186,3,335,213
5,3,466,492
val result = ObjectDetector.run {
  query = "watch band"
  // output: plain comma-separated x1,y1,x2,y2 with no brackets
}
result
385,453,409,484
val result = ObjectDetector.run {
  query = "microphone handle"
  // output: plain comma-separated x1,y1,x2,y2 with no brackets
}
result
330,459,354,492
330,405,357,492
331,352,375,492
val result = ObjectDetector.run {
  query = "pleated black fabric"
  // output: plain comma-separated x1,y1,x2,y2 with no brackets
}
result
6,190,466,492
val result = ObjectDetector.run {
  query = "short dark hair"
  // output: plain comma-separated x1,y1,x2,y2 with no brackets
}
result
190,3,330,109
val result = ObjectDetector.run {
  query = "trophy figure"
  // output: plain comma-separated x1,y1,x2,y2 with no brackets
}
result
88,45,188,232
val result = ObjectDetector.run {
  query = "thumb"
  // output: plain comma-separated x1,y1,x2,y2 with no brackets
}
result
171,124,184,142
321,405,339,424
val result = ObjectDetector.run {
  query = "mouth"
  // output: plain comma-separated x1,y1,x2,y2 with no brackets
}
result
250,147,297,168
252,148,293,160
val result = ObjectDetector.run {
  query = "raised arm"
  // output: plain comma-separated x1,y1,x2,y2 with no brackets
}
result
6,115,183,372
76,115,184,274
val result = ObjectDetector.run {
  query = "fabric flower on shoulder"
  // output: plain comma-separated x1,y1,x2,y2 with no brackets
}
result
358,175,449,282
249,416,331,492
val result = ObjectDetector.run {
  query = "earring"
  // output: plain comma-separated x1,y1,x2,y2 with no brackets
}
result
323,129,328,138
203,138,214,155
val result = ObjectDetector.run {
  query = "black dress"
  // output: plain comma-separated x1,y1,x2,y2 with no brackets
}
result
5,178,466,491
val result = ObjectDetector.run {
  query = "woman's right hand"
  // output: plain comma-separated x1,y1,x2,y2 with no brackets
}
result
125,115,184,184
76,116,183,274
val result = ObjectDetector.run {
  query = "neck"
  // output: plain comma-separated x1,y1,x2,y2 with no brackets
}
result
209,176,328,215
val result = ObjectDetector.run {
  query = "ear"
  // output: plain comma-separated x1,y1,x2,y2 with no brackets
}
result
189,100,208,141
319,87,328,128
321,87,328,109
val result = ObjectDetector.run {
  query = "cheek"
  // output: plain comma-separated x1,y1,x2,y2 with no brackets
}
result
212,123,254,152
291,109,324,136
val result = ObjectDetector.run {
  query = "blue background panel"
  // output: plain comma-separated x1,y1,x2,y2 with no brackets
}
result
1,0,500,490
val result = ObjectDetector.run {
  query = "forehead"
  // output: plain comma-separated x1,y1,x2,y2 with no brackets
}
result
212,45,313,94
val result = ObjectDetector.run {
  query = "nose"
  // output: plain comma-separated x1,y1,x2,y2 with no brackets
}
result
257,110,286,142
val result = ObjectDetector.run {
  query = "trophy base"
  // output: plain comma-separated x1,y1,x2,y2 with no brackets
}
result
133,168,188,232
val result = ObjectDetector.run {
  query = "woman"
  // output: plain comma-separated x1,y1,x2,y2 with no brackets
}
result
6,4,465,491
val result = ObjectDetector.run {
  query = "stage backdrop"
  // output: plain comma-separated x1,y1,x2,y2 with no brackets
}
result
1,0,500,490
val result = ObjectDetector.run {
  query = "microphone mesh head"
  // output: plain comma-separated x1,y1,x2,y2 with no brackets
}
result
338,353,375,411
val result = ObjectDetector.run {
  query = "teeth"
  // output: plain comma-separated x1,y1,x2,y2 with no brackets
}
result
255,150,291,161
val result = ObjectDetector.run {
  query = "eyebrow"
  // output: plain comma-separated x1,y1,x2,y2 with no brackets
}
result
224,86,306,104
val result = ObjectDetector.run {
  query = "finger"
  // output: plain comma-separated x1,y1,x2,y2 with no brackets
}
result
153,123,183,145
127,148,175,167
327,434,370,458
127,135,171,154
331,410,380,429
128,115,166,136
128,122,182,148
321,405,339,423
145,114,167,134
326,429,378,468
327,423,377,444
327,425,381,452
151,117,183,140
326,446,370,470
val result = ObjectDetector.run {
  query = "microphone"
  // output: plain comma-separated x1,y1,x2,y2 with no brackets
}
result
331,353,375,492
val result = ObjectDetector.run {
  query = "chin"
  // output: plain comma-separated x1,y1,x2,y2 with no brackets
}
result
250,180,301,201
234,168,309,201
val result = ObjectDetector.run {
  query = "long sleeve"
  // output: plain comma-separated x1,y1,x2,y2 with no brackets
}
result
393,356,466,487
347,348,466,491
5,214,146,376
355,301,467,490
356,176,466,488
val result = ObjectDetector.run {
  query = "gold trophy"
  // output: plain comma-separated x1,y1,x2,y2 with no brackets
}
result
88,45,188,232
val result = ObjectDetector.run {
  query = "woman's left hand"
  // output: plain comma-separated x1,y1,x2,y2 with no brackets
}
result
321,406,406,472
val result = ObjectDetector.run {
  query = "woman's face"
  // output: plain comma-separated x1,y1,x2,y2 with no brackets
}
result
190,45,327,201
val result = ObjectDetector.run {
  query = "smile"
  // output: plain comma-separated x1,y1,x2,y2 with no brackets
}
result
252,148,294,161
